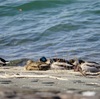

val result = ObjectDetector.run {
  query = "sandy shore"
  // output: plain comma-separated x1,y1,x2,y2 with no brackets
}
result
0,66,100,99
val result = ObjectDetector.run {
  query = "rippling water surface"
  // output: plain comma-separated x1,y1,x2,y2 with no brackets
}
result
0,0,100,63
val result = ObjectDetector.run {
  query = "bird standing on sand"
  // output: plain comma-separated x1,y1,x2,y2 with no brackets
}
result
69,59,100,75
40,56,74,70
0,57,9,66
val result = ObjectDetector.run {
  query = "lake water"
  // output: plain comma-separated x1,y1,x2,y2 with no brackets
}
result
0,0,100,64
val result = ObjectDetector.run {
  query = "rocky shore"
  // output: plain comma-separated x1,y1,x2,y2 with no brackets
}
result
0,66,100,99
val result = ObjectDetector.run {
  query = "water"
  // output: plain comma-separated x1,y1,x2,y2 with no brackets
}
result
0,0,100,64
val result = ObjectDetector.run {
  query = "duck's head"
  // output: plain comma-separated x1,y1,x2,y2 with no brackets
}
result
40,56,47,62
69,59,75,64
40,56,51,64
69,59,79,66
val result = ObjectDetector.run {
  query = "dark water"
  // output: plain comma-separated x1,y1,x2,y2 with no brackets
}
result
0,0,100,64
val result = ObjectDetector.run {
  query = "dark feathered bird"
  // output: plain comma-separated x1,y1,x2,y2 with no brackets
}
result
0,57,9,66
40,56,74,70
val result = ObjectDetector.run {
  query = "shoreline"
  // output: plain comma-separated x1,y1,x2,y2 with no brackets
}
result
0,66,100,99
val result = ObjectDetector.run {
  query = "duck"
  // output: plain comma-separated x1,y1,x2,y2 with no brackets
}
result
0,57,9,66
69,59,100,75
25,59,50,71
39,56,74,70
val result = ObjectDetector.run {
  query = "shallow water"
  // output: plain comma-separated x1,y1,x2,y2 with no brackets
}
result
0,0,100,63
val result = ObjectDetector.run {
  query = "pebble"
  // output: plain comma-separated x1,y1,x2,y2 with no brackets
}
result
0,87,100,99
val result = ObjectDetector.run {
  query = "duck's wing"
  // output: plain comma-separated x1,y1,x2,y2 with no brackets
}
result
5,61,10,64
52,61,73,67
52,58,66,62
0,58,10,64
50,62,66,69
87,61,99,64
80,63,100,71
85,62,100,68
0,58,7,62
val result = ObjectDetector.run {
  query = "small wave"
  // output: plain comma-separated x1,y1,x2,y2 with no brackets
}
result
8,58,29,66
14,0,76,11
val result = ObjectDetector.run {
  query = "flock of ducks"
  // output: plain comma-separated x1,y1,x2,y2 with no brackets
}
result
25,56,100,76
0,57,100,76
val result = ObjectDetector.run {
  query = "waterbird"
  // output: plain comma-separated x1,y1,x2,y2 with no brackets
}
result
25,60,50,70
69,59,100,75
0,57,9,66
39,56,74,70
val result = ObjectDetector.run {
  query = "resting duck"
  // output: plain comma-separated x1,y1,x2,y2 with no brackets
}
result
69,59,100,75
39,56,74,70
0,57,9,66
25,60,50,70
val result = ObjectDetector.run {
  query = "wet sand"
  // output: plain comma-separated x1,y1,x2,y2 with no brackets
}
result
0,66,100,99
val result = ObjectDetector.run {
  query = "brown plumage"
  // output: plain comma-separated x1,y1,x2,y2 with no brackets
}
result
25,60,50,71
